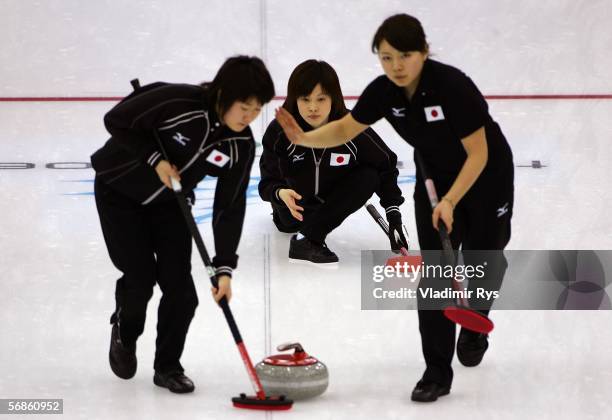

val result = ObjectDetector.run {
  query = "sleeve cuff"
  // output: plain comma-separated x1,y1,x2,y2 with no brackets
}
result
146,150,163,167
385,206,401,216
215,266,233,278
274,188,283,203
273,185,289,204
385,206,402,223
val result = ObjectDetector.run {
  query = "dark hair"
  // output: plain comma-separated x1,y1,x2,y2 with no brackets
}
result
202,55,275,117
282,59,348,124
371,14,428,53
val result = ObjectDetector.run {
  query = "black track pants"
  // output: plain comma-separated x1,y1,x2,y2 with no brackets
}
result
414,169,513,386
95,178,198,374
272,166,380,243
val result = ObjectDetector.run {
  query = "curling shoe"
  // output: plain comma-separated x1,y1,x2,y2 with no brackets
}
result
109,323,137,379
411,380,451,402
457,329,489,367
154,371,195,393
289,234,338,265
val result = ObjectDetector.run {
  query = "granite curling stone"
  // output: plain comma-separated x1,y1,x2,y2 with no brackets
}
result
256,342,328,400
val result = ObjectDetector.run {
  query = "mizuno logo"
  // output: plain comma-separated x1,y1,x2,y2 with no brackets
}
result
173,132,190,146
292,153,305,163
391,107,405,117
497,202,509,218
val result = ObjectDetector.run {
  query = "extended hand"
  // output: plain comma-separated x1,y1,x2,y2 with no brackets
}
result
275,108,305,144
278,189,304,221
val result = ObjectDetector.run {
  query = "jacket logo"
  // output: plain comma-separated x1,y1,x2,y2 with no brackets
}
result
391,107,405,117
424,106,445,122
292,153,305,163
206,149,230,168
173,132,190,146
497,202,509,218
330,153,350,166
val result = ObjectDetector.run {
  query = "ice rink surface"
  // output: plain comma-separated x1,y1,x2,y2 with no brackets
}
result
1,1,611,419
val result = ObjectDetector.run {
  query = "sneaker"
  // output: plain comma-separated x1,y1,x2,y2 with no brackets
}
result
154,371,195,393
288,234,339,265
457,328,489,367
109,323,137,379
411,380,451,402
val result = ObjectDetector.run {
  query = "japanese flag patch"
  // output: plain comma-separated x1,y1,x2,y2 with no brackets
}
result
330,153,350,166
424,105,445,122
206,149,230,167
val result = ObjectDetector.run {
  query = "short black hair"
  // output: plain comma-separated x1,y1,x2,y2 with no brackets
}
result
282,59,348,124
372,14,428,53
202,55,275,117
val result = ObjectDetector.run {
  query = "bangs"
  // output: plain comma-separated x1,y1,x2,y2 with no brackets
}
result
283,59,348,122
205,55,275,115
372,14,428,53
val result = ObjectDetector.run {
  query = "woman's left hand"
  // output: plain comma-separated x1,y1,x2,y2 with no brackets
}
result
211,274,232,304
432,199,454,233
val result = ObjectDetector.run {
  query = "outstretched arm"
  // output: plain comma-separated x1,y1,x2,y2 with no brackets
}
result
275,108,368,149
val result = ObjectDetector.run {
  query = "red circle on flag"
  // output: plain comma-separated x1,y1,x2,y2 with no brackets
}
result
214,155,222,162
431,110,438,117
336,156,344,163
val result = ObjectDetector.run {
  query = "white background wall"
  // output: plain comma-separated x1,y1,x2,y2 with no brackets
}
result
2,0,611,97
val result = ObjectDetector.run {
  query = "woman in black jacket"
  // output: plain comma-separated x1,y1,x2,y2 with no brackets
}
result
91,56,274,393
259,59,407,265
276,15,514,402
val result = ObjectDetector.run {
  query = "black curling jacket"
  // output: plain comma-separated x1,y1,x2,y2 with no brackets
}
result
259,117,404,219
91,82,254,275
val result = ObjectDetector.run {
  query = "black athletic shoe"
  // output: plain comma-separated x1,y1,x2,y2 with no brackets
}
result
154,371,195,394
457,328,489,367
411,380,451,402
109,323,137,379
288,235,339,264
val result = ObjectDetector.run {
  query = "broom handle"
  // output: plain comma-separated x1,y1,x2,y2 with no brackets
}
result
414,152,469,306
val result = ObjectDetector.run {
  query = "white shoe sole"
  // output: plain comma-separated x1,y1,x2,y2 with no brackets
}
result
288,258,339,269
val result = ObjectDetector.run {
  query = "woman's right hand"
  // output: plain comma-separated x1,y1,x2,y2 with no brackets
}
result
275,108,305,144
155,160,181,189
432,199,454,234
211,274,232,304
278,188,304,221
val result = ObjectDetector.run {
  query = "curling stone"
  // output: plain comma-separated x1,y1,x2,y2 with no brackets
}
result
256,342,328,400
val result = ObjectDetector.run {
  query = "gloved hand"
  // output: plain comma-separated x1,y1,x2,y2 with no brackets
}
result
387,211,409,253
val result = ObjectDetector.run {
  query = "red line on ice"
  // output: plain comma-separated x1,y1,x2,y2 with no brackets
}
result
1,94,611,102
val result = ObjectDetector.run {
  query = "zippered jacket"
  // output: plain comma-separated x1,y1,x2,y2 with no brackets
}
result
259,118,404,218
91,82,254,274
